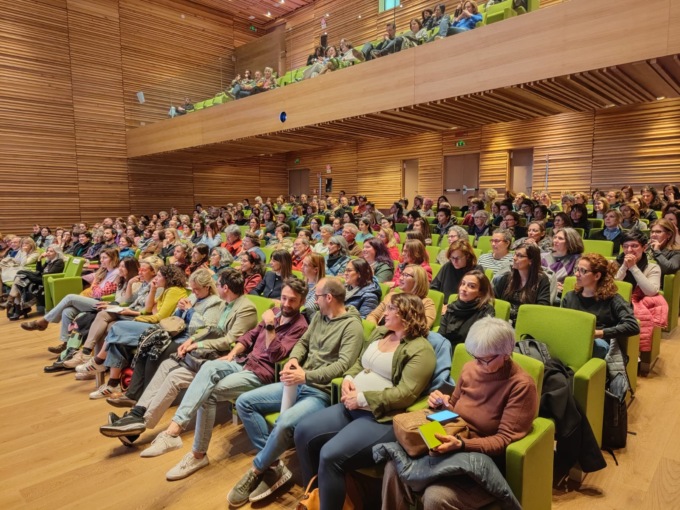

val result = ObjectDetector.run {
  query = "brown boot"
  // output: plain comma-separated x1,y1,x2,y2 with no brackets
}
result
21,318,48,331
0,296,13,310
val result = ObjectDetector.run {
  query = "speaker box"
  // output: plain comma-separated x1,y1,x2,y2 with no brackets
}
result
325,178,332,193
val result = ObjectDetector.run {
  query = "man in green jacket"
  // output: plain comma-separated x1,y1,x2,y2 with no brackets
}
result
228,277,364,507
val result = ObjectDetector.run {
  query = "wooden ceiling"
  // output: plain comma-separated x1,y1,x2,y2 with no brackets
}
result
187,0,314,24
138,53,680,164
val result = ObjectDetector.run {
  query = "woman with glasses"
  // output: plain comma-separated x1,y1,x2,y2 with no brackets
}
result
381,316,538,510
376,227,400,261
313,225,334,257
562,253,639,358
437,226,469,264
295,293,436,510
368,265,436,328
343,259,381,319
468,210,491,245
439,269,495,347
430,240,481,303
541,227,584,300
493,243,552,323
325,236,351,277
478,230,513,277
391,240,432,287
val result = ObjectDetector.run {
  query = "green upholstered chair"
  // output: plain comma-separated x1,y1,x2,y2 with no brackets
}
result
582,239,614,257
379,282,391,300
193,100,205,110
662,270,679,333
398,232,407,243
245,295,275,323
447,294,511,322
477,236,493,254
430,234,440,246
430,263,442,279
588,228,603,239
485,0,518,24
260,246,275,263
44,257,86,312
515,305,606,447
425,246,440,265
587,218,604,229
394,223,407,232
427,289,445,331
203,98,214,108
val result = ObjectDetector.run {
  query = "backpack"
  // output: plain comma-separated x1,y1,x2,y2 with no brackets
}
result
514,336,552,364
602,389,628,450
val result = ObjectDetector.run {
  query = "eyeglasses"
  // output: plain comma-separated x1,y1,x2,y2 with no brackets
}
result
490,239,505,244
399,272,415,280
513,253,528,259
468,352,499,366
449,256,465,262
573,267,593,276
315,293,329,299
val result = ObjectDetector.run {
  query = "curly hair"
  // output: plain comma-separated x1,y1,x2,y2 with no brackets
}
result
158,264,188,289
391,293,429,339
574,253,618,301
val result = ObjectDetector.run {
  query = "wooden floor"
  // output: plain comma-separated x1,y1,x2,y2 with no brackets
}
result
0,314,679,510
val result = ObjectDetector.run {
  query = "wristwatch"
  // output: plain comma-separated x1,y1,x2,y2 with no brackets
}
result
265,323,275,331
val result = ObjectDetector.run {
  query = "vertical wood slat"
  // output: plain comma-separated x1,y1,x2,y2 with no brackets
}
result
66,0,130,223
286,145,359,199
127,158,195,214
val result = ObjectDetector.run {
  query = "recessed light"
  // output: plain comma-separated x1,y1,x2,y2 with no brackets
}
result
604,104,615,108
325,13,329,17
266,11,271,17
248,15,255,19
656,96,666,101
357,15,362,19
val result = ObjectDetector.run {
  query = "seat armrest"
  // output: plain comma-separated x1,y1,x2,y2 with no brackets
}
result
574,358,606,447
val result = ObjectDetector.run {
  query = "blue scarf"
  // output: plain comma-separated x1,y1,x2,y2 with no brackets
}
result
602,227,621,241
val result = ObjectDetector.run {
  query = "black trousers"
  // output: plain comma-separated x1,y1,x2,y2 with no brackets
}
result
125,342,179,400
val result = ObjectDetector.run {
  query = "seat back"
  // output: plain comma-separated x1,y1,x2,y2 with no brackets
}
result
561,276,633,302
260,246,275,263
515,305,595,371
494,298,511,321
477,236,493,254
663,270,679,332
425,246,440,264
66,257,85,277
430,234,440,246
582,239,614,257
245,295,275,322
430,262,442,279
362,319,376,341
427,289,444,330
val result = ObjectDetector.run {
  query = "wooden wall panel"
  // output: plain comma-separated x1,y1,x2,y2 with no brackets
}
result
235,25,287,77
287,144,359,198
442,128,483,156
479,151,510,193
592,99,680,191
193,159,261,206
128,159,195,214
119,0,236,128
0,0,80,234
259,154,289,200
66,0,130,224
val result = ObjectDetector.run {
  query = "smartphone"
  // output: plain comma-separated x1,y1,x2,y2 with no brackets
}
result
427,410,460,424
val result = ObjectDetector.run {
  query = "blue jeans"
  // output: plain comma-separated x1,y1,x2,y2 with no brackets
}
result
172,360,262,453
235,383,331,471
294,404,395,510
44,294,98,341
104,320,155,368
436,16,469,38
593,338,609,359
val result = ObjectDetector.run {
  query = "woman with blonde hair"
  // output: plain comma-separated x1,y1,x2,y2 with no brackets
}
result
377,226,400,261
368,265,436,328
1,237,39,285
647,218,680,275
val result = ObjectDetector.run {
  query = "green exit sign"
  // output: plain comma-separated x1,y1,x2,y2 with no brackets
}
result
249,25,257,32
456,140,466,147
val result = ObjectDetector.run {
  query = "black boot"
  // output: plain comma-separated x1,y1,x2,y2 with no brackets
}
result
8,304,21,321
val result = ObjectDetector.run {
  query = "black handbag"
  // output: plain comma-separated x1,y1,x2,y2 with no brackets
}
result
602,389,628,449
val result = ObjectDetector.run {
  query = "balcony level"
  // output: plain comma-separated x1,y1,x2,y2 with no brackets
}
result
126,0,680,163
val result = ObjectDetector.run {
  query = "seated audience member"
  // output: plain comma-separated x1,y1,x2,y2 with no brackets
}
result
519,199,536,222
240,232,266,262
240,251,266,294
331,217,344,236
591,198,610,219
368,265,436,328
317,39,364,75
294,293,436,509
561,194,576,214
76,265,187,399
663,210,680,245
419,197,435,218
356,218,374,242
186,244,210,276
198,221,222,250
424,2,447,32
478,230,513,277
250,67,277,94
412,218,432,245
538,191,560,213
431,240,482,303
118,236,136,259
542,227,583,299
313,225,334,257
176,97,194,115
433,207,457,243
533,204,552,227
227,278,363,507
221,225,243,257
551,211,573,234
468,209,491,244
137,228,154,251
326,236,351,277
235,70,261,99
67,231,93,257
497,211,527,239
35,227,55,249
61,257,163,371
362,238,395,283
4,245,66,320
392,239,433,286
439,269,495,347
647,219,680,275
636,194,659,223
81,248,122,298
102,278,308,478
662,184,679,205
208,247,232,277
268,223,293,252
620,202,648,231
400,17,429,48
307,46,324,65
381,317,538,510
615,231,668,352
229,70,252,98
160,228,179,260
57,230,74,253
301,253,326,320
303,46,338,79
641,186,664,212
343,258,381,319
511,220,552,252
362,22,402,61
250,249,292,299
562,254,640,359
437,226,470,264
589,209,624,253
435,0,482,38
1,237,39,288
342,223,363,257
570,204,591,236
101,268,258,446
492,200,513,227
291,238,312,271
494,243,552,323
309,217,323,241
605,189,623,210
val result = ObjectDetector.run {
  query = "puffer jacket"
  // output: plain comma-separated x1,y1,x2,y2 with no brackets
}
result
344,279,381,318
372,442,521,510
632,288,668,351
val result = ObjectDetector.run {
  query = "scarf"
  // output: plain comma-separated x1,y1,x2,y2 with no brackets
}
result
602,227,621,241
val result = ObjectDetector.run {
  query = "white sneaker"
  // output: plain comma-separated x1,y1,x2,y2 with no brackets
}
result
140,431,183,458
166,452,209,481
75,372,96,381
76,357,107,374
89,384,121,399
63,351,92,369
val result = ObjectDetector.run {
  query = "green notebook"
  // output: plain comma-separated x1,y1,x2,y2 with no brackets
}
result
418,420,447,450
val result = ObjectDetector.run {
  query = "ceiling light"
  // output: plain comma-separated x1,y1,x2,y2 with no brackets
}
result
357,15,362,19
266,11,271,17
604,104,615,108
656,96,666,101
248,15,255,19
325,13,330,17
